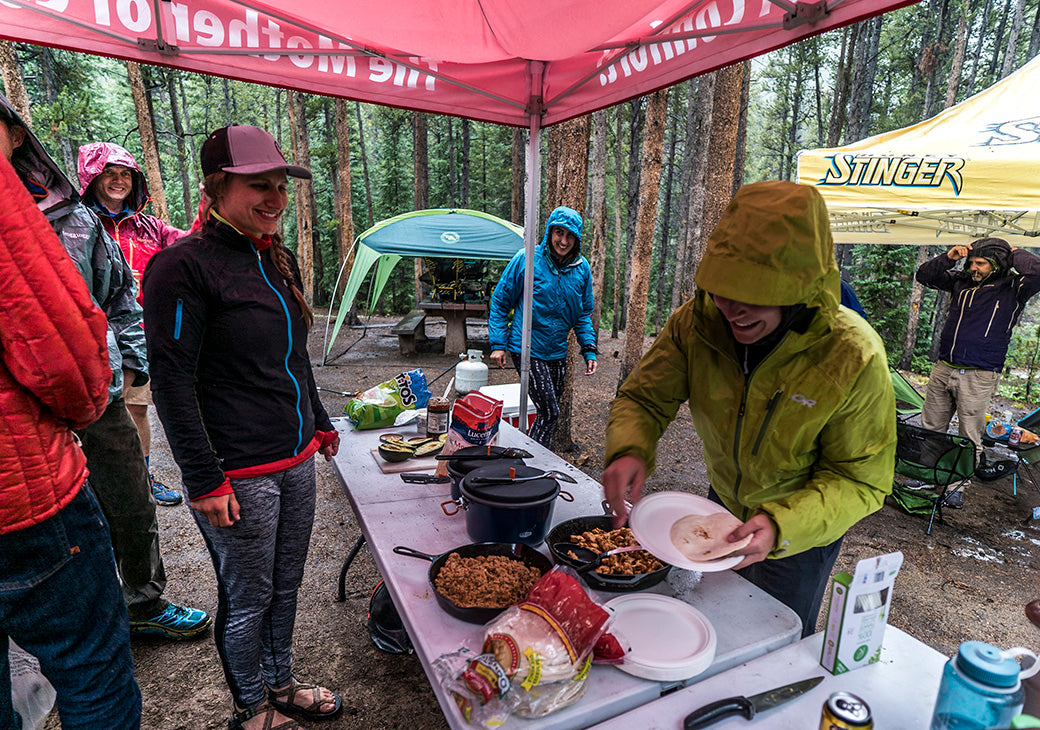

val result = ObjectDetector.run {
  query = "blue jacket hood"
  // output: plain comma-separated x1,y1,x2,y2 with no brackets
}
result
543,206,582,247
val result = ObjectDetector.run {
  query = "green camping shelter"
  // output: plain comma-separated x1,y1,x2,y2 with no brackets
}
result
324,209,524,359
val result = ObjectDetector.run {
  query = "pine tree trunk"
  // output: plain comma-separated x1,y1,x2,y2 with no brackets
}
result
126,61,169,222
287,91,314,303
1001,0,1029,78
672,77,714,313
413,111,429,305
944,6,970,108
827,25,856,146
511,129,523,223
620,99,644,332
700,65,744,258
899,245,934,369
0,41,32,126
546,115,591,453
611,108,624,340
333,99,356,303
654,91,680,334
461,119,471,208
166,70,193,228
355,102,375,229
589,110,608,331
619,88,668,386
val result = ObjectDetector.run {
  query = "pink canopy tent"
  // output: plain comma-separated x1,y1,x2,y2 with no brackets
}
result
0,0,917,423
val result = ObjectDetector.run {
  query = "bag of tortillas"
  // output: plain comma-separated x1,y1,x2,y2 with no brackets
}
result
480,568,612,718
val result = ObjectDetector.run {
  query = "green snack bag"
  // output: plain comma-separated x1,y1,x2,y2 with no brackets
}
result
345,369,431,430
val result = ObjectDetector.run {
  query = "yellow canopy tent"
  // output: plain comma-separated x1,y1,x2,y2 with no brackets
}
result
797,55,1040,247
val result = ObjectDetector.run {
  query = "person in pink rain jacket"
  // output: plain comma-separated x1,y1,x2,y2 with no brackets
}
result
78,142,188,507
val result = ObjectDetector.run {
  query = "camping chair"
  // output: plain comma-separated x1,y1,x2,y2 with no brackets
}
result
891,422,976,534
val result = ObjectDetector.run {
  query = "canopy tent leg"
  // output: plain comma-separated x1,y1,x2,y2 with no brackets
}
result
518,92,542,434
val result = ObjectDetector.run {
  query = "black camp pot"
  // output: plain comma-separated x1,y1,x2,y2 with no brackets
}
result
392,542,552,624
547,514,671,592
443,445,530,501
442,464,573,546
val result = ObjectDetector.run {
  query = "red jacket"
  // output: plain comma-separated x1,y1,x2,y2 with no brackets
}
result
78,142,185,301
0,154,111,534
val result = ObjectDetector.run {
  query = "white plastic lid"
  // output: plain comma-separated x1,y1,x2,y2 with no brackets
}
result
606,594,717,681
628,492,745,572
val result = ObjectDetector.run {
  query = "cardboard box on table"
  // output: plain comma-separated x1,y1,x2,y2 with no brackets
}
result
820,551,904,674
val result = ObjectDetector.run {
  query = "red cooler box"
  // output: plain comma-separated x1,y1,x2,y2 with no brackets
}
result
479,384,537,430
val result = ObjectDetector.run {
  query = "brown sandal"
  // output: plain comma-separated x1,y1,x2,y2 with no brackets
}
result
228,702,304,730
268,677,342,721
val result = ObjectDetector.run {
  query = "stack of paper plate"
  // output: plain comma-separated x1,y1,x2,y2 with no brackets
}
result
605,593,716,681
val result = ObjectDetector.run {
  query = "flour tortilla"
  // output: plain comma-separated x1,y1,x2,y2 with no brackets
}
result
669,512,752,562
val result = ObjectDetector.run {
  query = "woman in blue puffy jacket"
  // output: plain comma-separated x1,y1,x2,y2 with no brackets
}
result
489,206,598,447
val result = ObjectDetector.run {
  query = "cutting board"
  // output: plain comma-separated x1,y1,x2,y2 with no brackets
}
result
370,449,439,473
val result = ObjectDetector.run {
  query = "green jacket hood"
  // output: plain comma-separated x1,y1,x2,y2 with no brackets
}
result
694,181,839,314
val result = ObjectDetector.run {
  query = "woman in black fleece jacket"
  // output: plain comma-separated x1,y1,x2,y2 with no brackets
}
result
143,125,341,730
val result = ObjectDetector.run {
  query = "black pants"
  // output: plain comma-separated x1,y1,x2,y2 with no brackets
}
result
510,352,566,448
76,398,168,619
707,487,842,638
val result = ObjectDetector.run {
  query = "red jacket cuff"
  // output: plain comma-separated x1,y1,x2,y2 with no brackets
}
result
317,429,339,449
189,477,233,503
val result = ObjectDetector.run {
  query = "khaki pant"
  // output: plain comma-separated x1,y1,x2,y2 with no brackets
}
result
920,361,1001,484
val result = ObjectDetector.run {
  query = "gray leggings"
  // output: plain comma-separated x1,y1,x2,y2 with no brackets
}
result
193,459,316,709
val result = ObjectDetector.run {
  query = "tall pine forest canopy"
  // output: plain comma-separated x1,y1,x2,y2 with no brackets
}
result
4,0,1040,397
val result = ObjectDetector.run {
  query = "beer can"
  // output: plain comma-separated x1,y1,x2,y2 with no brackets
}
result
820,691,872,729
1011,427,1023,445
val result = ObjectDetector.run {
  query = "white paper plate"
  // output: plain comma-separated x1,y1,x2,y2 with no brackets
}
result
606,594,716,681
628,492,745,572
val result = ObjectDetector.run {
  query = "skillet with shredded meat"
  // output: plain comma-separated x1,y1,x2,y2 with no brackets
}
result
567,527,664,575
433,553,542,608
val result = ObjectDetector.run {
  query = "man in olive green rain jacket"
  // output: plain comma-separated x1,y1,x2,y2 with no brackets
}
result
603,180,895,637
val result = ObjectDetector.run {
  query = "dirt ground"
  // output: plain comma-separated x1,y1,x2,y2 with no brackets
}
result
46,315,1040,729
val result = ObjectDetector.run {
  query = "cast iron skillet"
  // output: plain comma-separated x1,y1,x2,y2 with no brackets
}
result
392,541,552,624
547,515,670,592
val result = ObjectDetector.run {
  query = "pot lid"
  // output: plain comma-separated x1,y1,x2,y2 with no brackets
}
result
462,464,558,503
605,594,716,681
448,457,526,478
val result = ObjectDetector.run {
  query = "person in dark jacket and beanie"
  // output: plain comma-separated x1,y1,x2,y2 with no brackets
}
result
79,141,187,506
0,94,211,641
916,237,1040,507
143,125,341,730
488,205,598,448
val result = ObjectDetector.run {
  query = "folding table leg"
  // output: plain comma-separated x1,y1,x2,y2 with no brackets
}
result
335,534,367,602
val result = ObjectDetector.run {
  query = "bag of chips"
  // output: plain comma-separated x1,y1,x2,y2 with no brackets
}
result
345,369,431,430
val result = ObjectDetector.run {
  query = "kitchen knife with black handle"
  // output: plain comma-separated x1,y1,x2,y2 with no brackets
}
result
683,676,824,729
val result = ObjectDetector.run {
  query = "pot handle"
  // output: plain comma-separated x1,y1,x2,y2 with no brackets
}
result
440,499,462,516
558,490,574,502
392,546,437,562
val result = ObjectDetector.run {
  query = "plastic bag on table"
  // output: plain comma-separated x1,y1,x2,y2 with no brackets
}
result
432,647,519,728
481,567,613,718
9,640,56,730
345,369,431,430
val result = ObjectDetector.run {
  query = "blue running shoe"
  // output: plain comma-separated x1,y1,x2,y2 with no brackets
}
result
129,603,212,640
150,475,183,506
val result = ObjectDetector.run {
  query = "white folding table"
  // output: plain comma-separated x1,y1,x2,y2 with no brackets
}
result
330,419,803,730
592,626,947,728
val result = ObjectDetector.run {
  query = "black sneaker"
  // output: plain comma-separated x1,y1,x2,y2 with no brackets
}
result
975,460,1015,482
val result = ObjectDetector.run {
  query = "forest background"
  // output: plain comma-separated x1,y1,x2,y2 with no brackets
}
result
4,0,1040,434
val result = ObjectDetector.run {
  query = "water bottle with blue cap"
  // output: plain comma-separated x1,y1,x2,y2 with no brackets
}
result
930,641,1039,729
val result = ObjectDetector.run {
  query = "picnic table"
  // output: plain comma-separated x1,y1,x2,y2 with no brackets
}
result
418,301,488,355
329,419,803,730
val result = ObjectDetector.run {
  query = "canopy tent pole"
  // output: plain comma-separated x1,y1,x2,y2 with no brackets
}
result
518,63,543,434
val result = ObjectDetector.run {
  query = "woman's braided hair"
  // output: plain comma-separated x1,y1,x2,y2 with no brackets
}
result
203,172,313,328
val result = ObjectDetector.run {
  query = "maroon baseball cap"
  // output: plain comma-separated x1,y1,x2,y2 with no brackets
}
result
201,125,311,179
